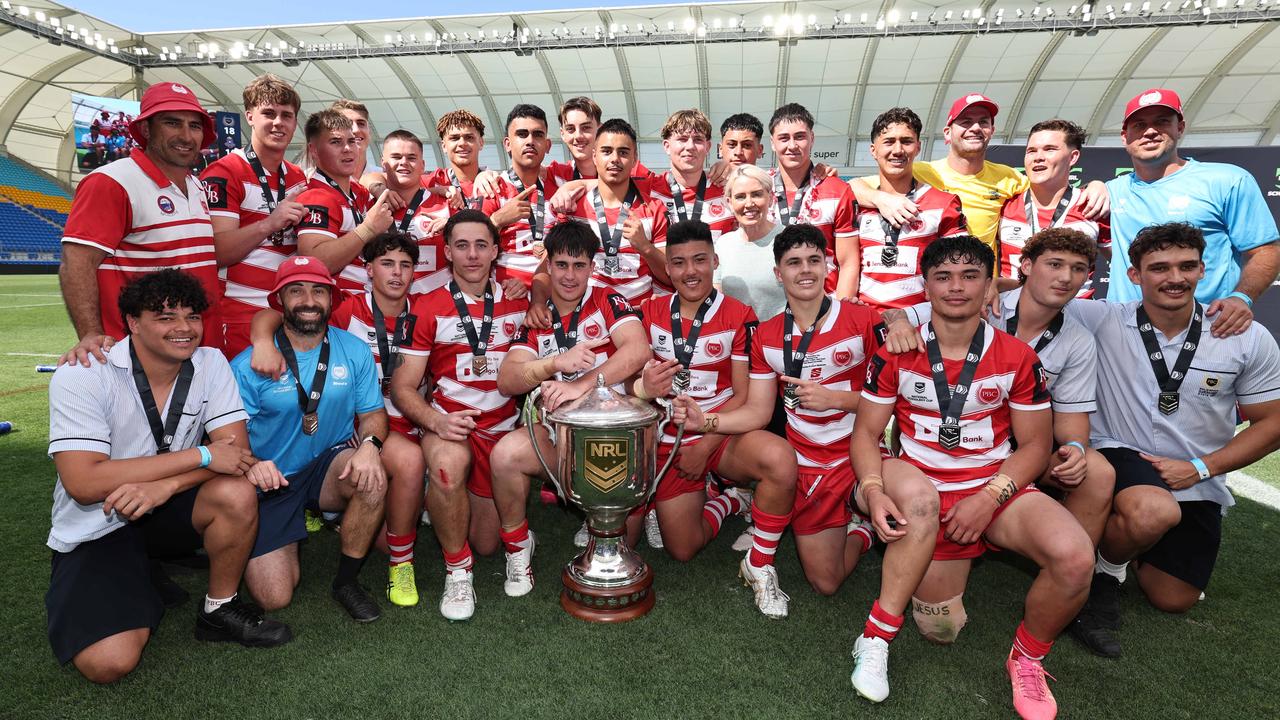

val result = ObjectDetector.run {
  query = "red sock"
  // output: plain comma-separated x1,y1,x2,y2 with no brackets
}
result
863,599,903,643
386,530,416,566
1011,621,1053,661
499,521,531,554
701,495,738,538
747,502,791,568
847,520,874,554
442,543,474,574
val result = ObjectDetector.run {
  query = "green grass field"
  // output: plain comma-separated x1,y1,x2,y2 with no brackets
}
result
3,273,1279,719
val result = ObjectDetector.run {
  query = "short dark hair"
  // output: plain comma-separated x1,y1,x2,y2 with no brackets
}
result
543,221,600,260
383,129,423,151
506,103,548,134
666,220,714,249
720,113,764,140
769,103,815,134
305,109,352,143
118,269,209,330
871,107,922,141
443,208,500,250
1128,222,1205,267
1028,118,1087,150
773,223,827,264
596,118,637,145
920,235,995,277
361,229,420,265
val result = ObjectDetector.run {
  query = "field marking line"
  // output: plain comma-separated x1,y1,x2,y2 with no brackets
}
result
1,302,62,309
5,352,59,358
1228,471,1280,512
0,293,60,297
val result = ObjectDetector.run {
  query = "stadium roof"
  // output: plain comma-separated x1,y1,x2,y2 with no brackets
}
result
3,0,1280,184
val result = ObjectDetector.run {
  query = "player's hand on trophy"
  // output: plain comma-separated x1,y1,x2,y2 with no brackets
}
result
641,357,681,398
554,337,608,376
1139,452,1201,491
671,394,704,429
1050,444,1087,489
942,492,997,545
429,408,481,442
540,379,588,411
864,485,908,543
246,459,288,492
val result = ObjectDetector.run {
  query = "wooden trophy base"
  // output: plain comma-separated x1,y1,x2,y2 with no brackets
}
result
560,567,655,623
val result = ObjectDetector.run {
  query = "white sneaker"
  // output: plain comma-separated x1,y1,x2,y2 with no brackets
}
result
573,521,590,548
851,635,891,703
732,524,755,552
644,508,664,549
503,532,536,597
723,485,753,517
420,510,432,527
739,557,789,619
439,569,476,621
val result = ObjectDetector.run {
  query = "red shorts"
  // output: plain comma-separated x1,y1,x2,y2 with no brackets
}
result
793,462,855,536
653,435,732,502
933,484,1038,561
389,414,420,440
465,429,505,499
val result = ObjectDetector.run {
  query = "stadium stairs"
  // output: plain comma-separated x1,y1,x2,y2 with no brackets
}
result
0,156,71,269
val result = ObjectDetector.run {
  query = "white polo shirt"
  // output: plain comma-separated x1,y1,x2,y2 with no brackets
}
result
1067,299,1280,509
46,339,247,553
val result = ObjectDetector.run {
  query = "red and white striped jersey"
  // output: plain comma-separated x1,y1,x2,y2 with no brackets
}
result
856,184,967,310
750,298,881,469
509,287,641,388
997,187,1111,298
481,173,547,288
395,186,453,296
295,176,374,293
646,171,738,240
62,152,223,346
200,150,309,327
421,167,485,211
329,291,426,436
640,292,757,444
547,190,670,302
861,322,1052,491
768,170,857,292
401,283,529,432
545,160,654,193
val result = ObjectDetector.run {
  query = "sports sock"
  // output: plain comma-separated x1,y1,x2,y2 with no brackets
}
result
1096,552,1128,583
334,553,367,589
848,520,874,554
863,599,903,643
701,495,741,538
443,543,474,574
499,521,532,554
203,593,235,614
387,530,416,566
1011,621,1054,661
747,502,790,568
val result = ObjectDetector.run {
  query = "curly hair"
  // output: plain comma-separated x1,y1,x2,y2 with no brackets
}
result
118,269,209,330
1129,222,1205,267
920,235,995,278
361,229,420,265
773,223,826,264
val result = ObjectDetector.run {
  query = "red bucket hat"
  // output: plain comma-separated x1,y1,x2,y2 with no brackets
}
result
268,256,338,311
128,82,216,150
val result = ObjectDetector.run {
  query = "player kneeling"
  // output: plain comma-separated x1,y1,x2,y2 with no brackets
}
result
849,236,1093,720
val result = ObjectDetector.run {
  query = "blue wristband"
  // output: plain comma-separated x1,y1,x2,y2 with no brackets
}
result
197,445,212,469
1064,441,1086,457
1227,291,1253,308
1189,457,1211,481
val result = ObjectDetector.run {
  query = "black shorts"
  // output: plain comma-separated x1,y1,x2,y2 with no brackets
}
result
251,445,347,558
46,487,202,665
1100,447,1223,590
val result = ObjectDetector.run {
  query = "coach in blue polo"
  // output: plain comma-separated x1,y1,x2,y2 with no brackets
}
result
232,256,389,623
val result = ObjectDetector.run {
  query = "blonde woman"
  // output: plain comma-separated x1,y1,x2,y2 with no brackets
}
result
713,164,788,321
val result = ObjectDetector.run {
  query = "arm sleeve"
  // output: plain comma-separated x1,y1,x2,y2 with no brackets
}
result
1049,338,1098,414
198,163,244,218
1009,346,1053,411
1237,328,1280,406
603,292,642,327
834,184,857,239
200,352,250,432
400,297,435,357
47,366,113,455
730,306,757,362
296,190,340,238
748,324,776,379
61,173,130,254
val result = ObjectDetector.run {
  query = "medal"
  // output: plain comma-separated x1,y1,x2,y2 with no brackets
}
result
783,384,801,410
302,412,320,435
549,296,586,381
667,171,707,224
591,185,639,279
472,355,489,375
880,246,899,267
781,295,832,412
1158,391,1180,416
673,368,691,395
938,422,961,450
773,165,812,227
923,322,987,453
668,290,716,399
602,256,621,274
275,327,331,440
877,180,920,269
450,279,496,379
371,296,410,396
244,144,291,246
1136,303,1203,418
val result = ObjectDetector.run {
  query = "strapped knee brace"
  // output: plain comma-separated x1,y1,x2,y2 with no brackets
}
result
912,594,968,644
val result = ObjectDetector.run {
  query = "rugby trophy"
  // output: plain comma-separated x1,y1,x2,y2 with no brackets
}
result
527,373,683,622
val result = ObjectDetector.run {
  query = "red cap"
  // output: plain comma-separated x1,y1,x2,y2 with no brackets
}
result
128,82,216,150
946,93,1000,127
1123,88,1183,126
268,256,337,311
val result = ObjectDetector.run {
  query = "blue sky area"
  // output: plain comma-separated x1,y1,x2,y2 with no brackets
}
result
68,1,660,32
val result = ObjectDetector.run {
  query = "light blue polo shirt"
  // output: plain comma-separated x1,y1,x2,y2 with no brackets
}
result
232,327,384,478
1106,159,1278,303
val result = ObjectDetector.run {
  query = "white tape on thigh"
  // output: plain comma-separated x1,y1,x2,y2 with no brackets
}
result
912,593,967,644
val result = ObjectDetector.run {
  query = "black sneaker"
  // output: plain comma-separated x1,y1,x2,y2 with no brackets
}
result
332,582,381,623
1067,573,1123,658
195,597,293,647
149,561,190,608
1090,573,1123,630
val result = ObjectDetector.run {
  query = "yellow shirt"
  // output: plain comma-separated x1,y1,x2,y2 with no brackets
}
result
912,159,1028,253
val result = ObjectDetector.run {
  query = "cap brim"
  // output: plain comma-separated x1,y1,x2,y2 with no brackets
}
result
268,275,338,311
1123,103,1183,125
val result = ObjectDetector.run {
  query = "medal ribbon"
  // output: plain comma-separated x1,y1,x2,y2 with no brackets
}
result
129,342,195,454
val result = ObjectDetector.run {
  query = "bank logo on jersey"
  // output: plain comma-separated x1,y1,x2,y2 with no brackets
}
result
203,177,228,209
503,320,516,337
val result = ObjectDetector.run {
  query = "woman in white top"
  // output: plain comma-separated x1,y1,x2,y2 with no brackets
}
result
713,164,788,321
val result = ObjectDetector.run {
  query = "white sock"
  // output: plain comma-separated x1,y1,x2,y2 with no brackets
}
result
1095,553,1128,583
203,593,236,614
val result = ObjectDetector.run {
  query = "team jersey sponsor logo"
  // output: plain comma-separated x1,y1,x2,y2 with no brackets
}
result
708,203,725,217
834,349,852,367
978,385,1002,404
706,341,723,358
203,177,228,209
333,365,348,380
300,205,329,229
504,320,516,337
583,322,602,339
156,195,176,215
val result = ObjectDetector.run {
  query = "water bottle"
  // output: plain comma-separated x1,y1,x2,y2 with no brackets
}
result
36,365,57,373
0,422,13,435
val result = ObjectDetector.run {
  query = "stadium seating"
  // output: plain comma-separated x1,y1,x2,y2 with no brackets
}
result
0,157,71,265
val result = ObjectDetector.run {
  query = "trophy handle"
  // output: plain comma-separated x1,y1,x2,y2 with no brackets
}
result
649,397,685,502
524,386,564,497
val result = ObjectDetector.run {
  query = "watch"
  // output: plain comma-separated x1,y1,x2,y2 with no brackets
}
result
361,434,383,452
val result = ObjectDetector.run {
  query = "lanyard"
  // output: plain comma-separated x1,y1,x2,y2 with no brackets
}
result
924,322,987,450
244,145,288,245
1006,306,1066,353
398,188,426,233
549,296,586,352
449,168,481,210
781,295,831,409
1136,303,1203,416
667,172,707,223
507,169,545,243
590,184,641,266
371,297,409,392
774,166,812,226
314,169,364,225
670,290,716,369
128,342,195,454
449,279,496,374
275,327,331,435
878,179,922,267
1024,187,1074,235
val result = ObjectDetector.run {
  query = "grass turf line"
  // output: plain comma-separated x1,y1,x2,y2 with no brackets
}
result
3,273,1280,718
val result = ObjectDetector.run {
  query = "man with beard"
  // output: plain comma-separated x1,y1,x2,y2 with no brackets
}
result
231,257,390,622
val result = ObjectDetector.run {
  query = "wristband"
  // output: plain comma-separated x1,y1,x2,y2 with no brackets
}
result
1064,441,1086,457
1227,291,1253,308
353,224,372,243
983,473,1018,505
700,414,719,434
859,474,885,496
632,378,650,400
197,445,212,469
1190,457,1211,481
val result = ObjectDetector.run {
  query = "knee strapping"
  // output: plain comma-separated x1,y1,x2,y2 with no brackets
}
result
912,594,967,644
